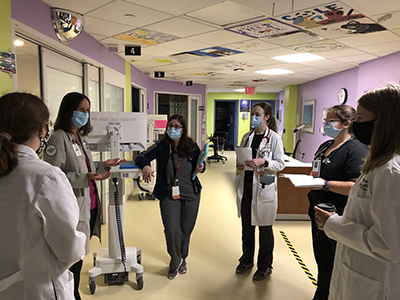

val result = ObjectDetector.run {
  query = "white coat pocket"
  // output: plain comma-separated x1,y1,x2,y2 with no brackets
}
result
258,182,276,203
335,262,382,300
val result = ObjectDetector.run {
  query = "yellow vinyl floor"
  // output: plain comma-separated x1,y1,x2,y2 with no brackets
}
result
81,151,317,300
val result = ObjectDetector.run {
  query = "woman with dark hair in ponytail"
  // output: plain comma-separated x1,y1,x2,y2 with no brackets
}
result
235,102,285,281
135,114,205,280
0,92,85,300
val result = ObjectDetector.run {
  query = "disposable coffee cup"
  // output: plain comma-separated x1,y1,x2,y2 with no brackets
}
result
317,203,336,212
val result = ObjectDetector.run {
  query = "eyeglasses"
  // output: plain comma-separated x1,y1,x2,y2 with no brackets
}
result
167,124,182,130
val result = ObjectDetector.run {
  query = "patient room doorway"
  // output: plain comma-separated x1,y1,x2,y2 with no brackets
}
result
214,100,238,150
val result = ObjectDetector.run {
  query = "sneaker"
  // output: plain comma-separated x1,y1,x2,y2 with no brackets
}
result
235,262,254,274
167,268,179,280
252,267,272,281
167,259,183,280
178,264,187,274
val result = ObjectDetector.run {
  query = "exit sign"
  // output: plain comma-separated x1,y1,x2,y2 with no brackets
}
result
245,87,255,95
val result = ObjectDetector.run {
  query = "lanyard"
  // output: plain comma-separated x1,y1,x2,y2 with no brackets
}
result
171,156,182,185
244,127,270,148
314,137,353,161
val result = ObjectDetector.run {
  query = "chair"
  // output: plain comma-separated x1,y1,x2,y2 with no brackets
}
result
207,131,228,164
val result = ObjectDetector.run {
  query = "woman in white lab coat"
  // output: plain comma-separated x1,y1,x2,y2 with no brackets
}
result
43,92,125,300
0,93,86,300
315,84,400,300
236,102,285,281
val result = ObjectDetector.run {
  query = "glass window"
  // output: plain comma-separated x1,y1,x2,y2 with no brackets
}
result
15,38,40,96
89,80,100,112
46,67,83,123
105,83,124,112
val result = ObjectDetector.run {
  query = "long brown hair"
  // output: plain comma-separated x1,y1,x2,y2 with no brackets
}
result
0,93,49,177
359,84,400,173
254,102,278,132
161,114,195,157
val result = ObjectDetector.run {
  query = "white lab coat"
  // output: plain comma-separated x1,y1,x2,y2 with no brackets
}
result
0,145,86,300
324,154,400,300
44,129,104,254
236,128,285,226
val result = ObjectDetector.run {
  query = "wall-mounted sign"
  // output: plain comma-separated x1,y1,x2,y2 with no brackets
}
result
154,71,165,78
125,45,141,56
245,87,255,95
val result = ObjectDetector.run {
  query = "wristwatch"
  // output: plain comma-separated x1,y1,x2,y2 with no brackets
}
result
322,180,329,192
263,160,269,168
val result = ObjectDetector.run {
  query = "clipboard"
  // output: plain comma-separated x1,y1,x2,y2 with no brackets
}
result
191,142,209,180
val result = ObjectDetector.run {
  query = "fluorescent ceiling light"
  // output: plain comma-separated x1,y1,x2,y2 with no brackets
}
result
234,89,245,92
256,69,294,75
14,40,24,46
272,53,324,63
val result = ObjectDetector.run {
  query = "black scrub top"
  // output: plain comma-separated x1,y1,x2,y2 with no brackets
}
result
308,138,369,215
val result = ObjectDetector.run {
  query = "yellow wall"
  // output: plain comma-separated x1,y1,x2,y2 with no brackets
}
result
0,0,13,95
207,92,277,145
283,85,298,153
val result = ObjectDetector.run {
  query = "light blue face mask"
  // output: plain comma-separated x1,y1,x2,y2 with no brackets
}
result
323,122,341,138
166,127,182,140
71,111,89,129
250,116,262,128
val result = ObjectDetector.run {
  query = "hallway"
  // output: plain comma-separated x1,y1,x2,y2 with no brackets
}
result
81,151,317,299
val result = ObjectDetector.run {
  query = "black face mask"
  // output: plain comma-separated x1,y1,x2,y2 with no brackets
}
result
352,119,375,145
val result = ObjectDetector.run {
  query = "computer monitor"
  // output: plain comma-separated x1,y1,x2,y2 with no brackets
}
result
87,111,147,152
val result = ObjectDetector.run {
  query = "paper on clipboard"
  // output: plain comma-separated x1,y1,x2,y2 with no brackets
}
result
280,174,324,188
235,147,253,170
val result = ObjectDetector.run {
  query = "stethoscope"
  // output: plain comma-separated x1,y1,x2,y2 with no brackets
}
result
314,136,353,165
244,127,271,158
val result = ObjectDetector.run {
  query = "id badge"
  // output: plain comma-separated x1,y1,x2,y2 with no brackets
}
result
73,143,82,156
312,159,321,177
258,169,265,176
172,186,180,199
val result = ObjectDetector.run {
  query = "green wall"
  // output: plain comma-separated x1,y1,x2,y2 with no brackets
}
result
207,92,277,145
0,0,13,95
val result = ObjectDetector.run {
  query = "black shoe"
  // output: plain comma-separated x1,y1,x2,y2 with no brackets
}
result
252,267,272,281
236,263,254,274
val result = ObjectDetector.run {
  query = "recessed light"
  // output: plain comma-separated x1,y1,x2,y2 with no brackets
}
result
255,69,294,75
272,53,324,63
14,40,24,46
234,89,245,92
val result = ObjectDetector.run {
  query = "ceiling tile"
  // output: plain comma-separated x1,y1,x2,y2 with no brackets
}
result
185,1,263,26
161,39,214,52
124,0,221,16
370,11,400,29
87,1,173,27
335,30,400,47
145,17,218,38
344,0,400,16
357,41,400,57
189,30,252,45
83,16,134,37
42,0,113,14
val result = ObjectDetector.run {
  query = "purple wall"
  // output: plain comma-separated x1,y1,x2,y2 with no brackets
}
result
12,0,206,116
297,52,400,163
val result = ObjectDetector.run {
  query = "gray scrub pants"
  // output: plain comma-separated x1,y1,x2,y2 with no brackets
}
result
159,195,200,270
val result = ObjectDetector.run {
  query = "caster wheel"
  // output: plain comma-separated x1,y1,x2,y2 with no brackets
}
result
222,160,225,164
136,274,144,290
89,280,96,294
137,253,142,265
138,194,144,201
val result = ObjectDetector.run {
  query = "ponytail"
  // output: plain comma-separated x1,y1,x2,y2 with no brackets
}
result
0,134,18,178
267,115,278,132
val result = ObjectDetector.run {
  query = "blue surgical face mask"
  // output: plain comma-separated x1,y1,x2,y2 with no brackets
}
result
250,116,262,128
323,122,341,138
166,127,182,140
71,111,89,129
